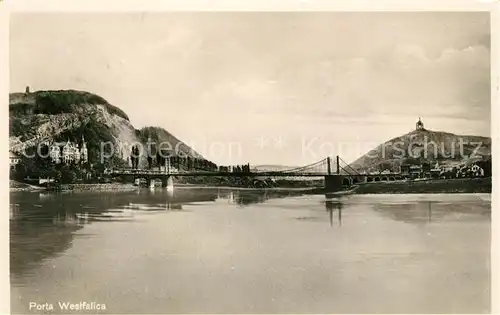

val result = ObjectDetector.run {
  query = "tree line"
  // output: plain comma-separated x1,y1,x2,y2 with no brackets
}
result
129,145,252,173
218,164,252,173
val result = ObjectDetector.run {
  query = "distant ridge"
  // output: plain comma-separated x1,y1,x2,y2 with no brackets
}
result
253,165,300,171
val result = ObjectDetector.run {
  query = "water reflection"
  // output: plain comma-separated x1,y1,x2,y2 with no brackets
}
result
9,189,218,276
428,201,432,222
325,199,343,227
10,190,491,314
372,199,491,224
10,188,313,275
215,189,309,206
10,189,491,280
10,208,84,277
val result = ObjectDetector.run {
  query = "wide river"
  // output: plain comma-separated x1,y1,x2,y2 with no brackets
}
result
10,188,491,314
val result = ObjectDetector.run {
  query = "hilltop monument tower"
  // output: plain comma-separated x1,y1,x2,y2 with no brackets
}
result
416,117,425,131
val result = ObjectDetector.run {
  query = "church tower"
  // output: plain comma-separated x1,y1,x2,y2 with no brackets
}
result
80,136,88,163
416,117,424,131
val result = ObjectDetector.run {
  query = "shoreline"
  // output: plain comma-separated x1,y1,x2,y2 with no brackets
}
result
9,177,492,194
9,180,47,192
8,182,319,193
353,177,491,194
174,184,319,192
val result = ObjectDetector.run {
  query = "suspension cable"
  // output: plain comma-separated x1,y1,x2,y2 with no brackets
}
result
338,157,361,176
256,157,328,174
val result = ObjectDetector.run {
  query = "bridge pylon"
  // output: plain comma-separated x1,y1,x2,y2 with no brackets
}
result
327,157,332,175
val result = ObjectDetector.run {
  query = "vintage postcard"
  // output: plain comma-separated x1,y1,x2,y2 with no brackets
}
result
3,0,498,314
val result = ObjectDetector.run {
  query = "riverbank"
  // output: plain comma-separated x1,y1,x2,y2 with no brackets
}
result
53,183,138,192
9,179,318,193
173,176,323,189
9,180,46,192
353,177,491,194
175,184,320,192
9,181,137,192
10,177,492,194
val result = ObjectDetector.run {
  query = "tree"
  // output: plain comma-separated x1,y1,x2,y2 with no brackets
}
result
11,163,27,181
94,162,106,175
477,159,492,177
130,146,136,168
156,151,163,167
60,165,77,184
53,169,62,183
147,156,153,169
131,145,140,168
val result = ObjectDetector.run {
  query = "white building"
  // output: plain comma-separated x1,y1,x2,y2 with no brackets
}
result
62,140,77,163
49,143,61,164
49,136,88,164
430,162,441,172
10,151,21,168
471,164,484,177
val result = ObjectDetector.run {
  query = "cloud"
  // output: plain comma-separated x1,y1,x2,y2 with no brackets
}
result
392,43,429,66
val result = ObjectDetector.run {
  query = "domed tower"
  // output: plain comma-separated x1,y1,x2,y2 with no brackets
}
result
416,117,425,131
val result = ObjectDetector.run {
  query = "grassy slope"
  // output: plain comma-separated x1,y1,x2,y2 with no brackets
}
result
9,90,129,120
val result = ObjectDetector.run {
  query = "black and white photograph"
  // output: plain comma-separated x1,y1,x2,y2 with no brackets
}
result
5,2,497,314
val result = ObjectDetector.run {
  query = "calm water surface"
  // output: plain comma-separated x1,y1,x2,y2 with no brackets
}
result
10,188,491,314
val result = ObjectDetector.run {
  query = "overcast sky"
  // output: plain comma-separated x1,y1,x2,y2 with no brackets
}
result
10,12,491,166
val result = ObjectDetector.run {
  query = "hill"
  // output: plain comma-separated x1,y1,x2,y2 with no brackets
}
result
135,126,203,159
9,89,208,172
349,127,491,173
9,90,129,120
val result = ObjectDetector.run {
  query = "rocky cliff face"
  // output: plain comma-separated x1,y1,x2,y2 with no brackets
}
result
349,128,491,173
9,90,204,168
135,126,203,159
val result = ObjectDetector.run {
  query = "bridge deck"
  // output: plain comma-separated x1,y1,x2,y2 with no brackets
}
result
109,170,402,177
109,170,328,177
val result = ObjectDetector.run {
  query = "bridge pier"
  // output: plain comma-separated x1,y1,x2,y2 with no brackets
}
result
324,175,343,193
147,178,155,189
161,176,174,191
325,174,368,192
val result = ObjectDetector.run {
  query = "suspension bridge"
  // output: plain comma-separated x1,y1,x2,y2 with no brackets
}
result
109,156,404,192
